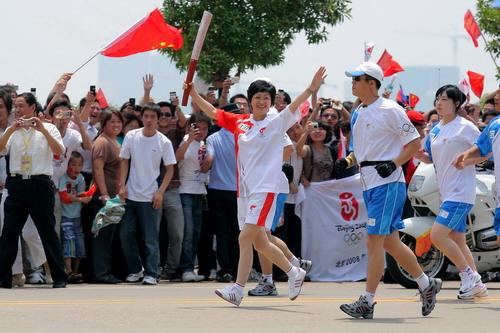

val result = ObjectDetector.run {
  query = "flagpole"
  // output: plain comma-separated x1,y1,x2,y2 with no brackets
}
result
479,32,499,71
72,51,101,74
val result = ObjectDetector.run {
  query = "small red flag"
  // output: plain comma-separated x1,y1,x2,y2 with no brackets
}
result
377,50,404,77
101,8,183,57
409,93,420,109
464,10,481,47
466,70,485,98
96,88,109,109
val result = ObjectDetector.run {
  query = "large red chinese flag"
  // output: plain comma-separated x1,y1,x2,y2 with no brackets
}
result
96,88,109,109
377,50,405,77
101,8,183,57
464,10,481,47
466,70,485,98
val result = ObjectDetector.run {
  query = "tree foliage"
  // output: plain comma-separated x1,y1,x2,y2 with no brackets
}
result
161,0,351,82
476,0,500,78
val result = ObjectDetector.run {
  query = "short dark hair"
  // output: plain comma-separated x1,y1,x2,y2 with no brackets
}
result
279,91,291,104
188,112,212,126
98,109,124,138
434,85,466,112
141,103,161,118
45,91,70,109
48,99,71,116
229,94,248,103
426,109,438,122
0,89,12,113
69,151,84,164
158,101,176,113
247,80,276,105
482,110,500,123
123,112,143,128
17,92,38,107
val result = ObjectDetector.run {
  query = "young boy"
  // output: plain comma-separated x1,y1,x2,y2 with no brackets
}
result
58,151,92,283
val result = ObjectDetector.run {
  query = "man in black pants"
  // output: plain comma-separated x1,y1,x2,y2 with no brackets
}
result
0,92,67,288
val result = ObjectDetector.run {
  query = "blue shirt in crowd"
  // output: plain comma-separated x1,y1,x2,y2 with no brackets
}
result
206,128,237,191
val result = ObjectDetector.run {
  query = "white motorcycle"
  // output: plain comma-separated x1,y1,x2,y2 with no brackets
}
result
386,163,500,288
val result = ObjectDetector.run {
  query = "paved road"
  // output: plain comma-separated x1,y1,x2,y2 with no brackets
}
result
0,281,498,333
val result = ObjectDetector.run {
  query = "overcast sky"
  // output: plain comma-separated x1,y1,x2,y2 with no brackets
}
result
0,0,497,109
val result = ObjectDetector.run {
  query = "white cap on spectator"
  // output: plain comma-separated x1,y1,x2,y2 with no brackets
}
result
345,62,384,82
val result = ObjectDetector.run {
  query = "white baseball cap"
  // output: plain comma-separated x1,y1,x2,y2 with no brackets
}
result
345,62,384,82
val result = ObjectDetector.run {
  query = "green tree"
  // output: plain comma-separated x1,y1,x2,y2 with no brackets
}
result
161,0,351,83
476,0,500,78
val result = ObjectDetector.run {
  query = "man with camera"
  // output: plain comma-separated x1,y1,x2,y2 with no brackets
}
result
0,92,67,288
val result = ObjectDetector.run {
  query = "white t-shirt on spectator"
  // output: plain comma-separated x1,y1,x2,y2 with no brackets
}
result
52,128,82,186
120,128,176,202
77,121,99,174
178,137,208,195
352,98,420,190
425,116,479,204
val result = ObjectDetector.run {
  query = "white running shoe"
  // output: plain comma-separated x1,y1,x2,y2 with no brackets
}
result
458,271,486,299
215,285,243,306
126,271,144,283
142,276,158,285
288,267,306,300
181,271,205,282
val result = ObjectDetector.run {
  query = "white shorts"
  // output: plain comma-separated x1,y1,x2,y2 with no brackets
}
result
237,193,278,230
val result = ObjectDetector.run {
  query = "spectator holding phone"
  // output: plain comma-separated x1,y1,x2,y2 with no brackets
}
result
176,113,211,282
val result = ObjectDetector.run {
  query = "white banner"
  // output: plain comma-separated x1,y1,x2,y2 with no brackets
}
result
295,174,368,281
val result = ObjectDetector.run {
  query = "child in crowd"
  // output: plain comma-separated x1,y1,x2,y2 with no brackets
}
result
58,151,92,283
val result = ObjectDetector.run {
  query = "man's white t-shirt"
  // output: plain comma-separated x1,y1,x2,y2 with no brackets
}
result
178,137,208,195
351,98,420,190
52,128,82,186
120,128,176,202
216,106,300,197
3,123,64,177
425,116,480,204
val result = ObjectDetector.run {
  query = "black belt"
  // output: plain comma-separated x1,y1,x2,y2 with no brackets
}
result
359,160,392,168
8,174,51,180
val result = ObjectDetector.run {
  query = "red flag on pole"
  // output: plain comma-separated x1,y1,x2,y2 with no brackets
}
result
95,88,109,109
466,70,485,98
409,93,420,109
377,50,405,77
101,8,183,57
464,10,481,47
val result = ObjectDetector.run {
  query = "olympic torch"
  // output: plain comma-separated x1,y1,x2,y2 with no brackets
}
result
181,11,213,106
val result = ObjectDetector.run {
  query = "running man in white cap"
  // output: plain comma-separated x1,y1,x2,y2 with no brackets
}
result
336,62,442,319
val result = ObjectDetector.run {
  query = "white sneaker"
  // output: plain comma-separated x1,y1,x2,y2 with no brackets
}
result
26,271,46,284
458,271,486,299
126,271,144,283
288,267,306,300
142,276,157,285
182,271,204,282
215,285,243,306
208,269,217,281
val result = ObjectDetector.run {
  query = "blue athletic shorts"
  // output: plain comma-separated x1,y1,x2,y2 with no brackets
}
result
494,208,500,236
270,193,288,232
363,182,406,235
435,201,473,233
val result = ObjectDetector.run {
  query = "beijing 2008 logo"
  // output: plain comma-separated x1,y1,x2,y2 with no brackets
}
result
339,192,359,222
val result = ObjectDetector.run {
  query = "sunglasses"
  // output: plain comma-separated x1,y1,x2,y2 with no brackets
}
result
160,112,172,117
352,76,369,82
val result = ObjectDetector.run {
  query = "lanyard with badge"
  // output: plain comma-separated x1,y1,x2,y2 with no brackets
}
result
20,128,34,179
